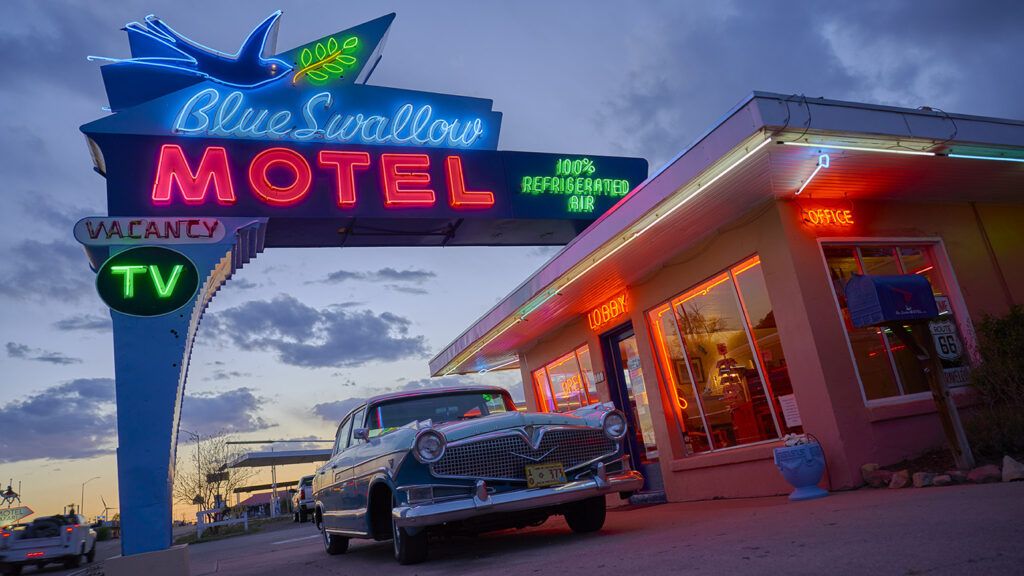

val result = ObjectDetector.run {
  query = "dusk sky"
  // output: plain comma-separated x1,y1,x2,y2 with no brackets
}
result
1,0,1022,519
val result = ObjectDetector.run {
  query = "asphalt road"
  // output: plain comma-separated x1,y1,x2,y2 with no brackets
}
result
182,482,1024,576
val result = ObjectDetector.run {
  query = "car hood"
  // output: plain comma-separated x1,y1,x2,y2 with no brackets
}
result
431,411,592,442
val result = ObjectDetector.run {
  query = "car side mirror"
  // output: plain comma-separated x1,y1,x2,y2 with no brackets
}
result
353,428,369,441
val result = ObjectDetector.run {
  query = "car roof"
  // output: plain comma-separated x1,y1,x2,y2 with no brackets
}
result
364,385,511,407
333,385,513,425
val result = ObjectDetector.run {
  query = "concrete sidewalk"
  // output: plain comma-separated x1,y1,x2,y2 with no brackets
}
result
189,482,1024,575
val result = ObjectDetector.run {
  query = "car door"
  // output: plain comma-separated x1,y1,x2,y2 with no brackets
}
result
335,407,367,534
318,414,351,530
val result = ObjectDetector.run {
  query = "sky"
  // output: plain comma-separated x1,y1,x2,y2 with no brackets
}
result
1,0,1022,520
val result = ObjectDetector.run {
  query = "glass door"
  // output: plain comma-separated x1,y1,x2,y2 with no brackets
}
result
603,324,662,492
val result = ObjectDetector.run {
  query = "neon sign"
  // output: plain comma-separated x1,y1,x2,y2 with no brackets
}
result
74,217,226,245
521,157,632,213
96,247,200,316
586,293,628,331
150,145,500,211
172,89,487,148
82,11,648,246
802,206,855,227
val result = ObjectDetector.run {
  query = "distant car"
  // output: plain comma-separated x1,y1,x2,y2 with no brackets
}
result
313,386,642,564
0,514,96,575
292,474,315,523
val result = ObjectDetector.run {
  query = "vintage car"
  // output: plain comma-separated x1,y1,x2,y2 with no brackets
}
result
313,385,643,564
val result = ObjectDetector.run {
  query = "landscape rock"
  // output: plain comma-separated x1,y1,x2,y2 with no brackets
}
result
912,472,935,488
861,463,880,482
888,469,910,489
946,470,968,484
932,474,953,487
967,464,1002,484
1002,456,1024,482
864,469,894,488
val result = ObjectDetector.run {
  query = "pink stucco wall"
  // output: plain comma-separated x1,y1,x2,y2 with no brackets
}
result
517,199,1023,502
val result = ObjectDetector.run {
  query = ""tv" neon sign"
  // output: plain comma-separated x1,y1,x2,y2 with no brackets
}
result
96,247,200,316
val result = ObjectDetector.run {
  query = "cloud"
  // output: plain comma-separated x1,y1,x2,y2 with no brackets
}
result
316,267,436,286
312,397,366,423
204,295,428,368
6,341,82,365
387,285,429,296
600,0,1024,167
0,380,273,463
0,240,93,302
53,313,112,332
203,369,253,381
0,378,117,462
230,278,259,290
179,388,274,436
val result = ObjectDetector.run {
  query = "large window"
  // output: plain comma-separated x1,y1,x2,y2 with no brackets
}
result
823,243,969,401
647,256,796,455
532,345,598,412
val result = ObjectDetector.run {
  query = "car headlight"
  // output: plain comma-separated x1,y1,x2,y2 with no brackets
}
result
601,410,628,440
413,429,446,463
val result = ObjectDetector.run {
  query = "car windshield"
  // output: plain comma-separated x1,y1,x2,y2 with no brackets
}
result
366,391,514,434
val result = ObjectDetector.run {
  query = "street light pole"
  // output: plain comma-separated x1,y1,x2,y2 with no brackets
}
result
180,429,203,509
80,476,100,518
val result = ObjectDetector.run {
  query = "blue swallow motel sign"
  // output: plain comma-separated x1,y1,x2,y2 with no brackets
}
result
78,10,647,557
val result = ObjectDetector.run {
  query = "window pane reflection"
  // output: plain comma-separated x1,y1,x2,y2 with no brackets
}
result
671,273,779,449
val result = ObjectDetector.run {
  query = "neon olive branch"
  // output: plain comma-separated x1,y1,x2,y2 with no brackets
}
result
292,36,359,85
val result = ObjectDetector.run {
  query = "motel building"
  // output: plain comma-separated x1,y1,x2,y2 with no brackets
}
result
430,92,1024,500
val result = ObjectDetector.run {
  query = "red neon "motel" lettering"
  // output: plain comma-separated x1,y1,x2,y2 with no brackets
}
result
151,145,495,210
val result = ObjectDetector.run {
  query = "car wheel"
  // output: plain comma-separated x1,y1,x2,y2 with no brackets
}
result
64,553,82,569
86,543,97,563
299,509,308,523
321,524,349,555
564,496,607,533
391,504,427,564
2,564,23,576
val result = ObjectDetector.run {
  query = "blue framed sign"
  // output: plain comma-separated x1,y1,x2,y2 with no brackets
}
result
81,12,648,247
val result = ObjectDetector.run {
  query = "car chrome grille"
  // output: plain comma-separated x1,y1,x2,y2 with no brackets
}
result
431,427,616,481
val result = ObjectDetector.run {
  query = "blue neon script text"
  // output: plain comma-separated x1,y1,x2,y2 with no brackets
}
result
173,88,486,148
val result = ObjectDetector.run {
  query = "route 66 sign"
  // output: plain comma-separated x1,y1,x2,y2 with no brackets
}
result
929,320,962,362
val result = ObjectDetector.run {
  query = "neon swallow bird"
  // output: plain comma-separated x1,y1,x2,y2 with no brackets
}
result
90,11,291,89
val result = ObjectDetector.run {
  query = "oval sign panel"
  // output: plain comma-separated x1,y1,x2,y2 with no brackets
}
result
96,247,200,317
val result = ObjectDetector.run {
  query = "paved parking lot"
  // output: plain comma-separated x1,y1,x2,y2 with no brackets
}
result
182,482,1023,576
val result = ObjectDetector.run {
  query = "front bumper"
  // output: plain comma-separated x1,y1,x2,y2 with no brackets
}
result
392,469,644,528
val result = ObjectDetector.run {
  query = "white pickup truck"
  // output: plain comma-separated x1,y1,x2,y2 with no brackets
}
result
0,514,96,575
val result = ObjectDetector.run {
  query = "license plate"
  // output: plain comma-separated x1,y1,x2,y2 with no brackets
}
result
525,462,566,488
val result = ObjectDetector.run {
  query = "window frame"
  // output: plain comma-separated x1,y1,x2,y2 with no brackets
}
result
530,343,598,413
816,237,977,406
348,407,367,446
644,254,787,454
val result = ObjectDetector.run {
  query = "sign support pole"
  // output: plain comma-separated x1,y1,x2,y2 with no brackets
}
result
889,324,975,471
83,221,265,556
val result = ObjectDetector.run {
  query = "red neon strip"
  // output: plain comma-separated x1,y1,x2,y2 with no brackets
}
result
380,153,435,207
319,150,370,208
446,156,495,208
677,273,730,305
248,147,312,206
650,306,687,412
151,145,236,205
